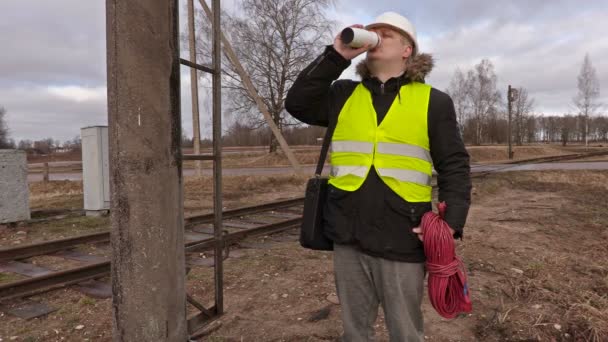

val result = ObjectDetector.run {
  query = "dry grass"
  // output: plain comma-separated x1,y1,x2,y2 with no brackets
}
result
182,149,321,169
240,150,320,166
29,180,83,197
184,173,309,194
0,215,109,248
565,292,608,341
505,170,608,190
472,170,608,199
466,145,570,163
469,170,608,341
183,174,309,215
26,175,309,215
28,181,84,210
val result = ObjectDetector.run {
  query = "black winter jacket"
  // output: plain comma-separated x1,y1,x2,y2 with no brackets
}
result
285,46,471,262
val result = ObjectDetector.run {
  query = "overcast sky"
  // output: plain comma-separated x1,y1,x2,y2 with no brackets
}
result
1,0,607,142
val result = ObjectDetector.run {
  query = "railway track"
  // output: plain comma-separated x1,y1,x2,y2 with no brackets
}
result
0,197,305,301
3,150,607,302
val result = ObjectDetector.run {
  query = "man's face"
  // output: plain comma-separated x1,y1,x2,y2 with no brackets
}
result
367,26,413,63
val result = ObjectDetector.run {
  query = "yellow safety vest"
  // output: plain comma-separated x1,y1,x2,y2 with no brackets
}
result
328,82,432,202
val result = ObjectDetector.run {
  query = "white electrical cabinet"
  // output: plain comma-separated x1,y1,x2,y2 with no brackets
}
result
81,126,110,216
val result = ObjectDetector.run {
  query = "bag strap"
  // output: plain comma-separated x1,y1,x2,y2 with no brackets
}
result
315,114,338,176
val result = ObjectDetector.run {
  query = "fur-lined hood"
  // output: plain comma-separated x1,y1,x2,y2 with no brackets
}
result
355,53,434,82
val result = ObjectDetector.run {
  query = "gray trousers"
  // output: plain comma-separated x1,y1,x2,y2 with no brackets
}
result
333,243,425,342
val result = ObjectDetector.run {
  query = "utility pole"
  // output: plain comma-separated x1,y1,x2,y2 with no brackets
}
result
507,85,519,160
106,1,187,340
188,0,203,176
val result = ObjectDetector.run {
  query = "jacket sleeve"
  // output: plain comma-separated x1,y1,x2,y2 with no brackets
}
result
285,45,352,127
428,89,472,239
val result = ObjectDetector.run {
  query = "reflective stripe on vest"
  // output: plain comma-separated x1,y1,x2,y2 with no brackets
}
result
376,142,432,162
330,141,374,154
330,165,369,178
331,141,431,162
328,82,432,202
375,168,432,186
331,166,431,186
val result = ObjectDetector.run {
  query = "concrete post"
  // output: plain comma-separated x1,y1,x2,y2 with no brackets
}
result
106,1,186,341
0,150,30,223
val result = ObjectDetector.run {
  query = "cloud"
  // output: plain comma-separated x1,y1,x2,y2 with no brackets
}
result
333,0,608,115
2,85,107,141
46,86,107,103
1,74,215,142
1,0,607,142
421,7,608,114
0,0,107,87
0,0,224,142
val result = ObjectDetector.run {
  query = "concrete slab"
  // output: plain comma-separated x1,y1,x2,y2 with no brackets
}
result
0,261,53,277
0,150,30,223
0,301,57,319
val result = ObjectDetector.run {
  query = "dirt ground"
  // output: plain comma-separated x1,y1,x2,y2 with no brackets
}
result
465,144,608,164
1,171,607,341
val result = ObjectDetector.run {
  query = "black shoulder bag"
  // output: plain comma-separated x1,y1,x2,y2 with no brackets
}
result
299,119,337,251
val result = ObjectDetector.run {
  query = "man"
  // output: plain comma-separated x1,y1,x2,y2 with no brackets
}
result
285,12,471,342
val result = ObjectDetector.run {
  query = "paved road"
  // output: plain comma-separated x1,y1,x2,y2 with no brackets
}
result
26,161,608,182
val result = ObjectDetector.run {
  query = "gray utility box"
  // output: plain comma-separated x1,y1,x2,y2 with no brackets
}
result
81,126,110,216
0,149,30,223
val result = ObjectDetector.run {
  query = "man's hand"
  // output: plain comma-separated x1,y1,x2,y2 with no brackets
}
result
412,227,456,242
333,24,371,60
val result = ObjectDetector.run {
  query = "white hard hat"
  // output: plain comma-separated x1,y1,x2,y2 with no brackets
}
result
366,12,418,54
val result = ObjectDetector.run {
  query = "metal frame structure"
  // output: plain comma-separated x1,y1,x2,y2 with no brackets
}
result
179,0,225,335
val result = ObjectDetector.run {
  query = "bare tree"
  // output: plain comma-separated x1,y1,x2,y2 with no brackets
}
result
223,121,259,146
466,59,502,145
63,136,82,153
573,54,601,147
17,139,33,150
446,68,470,137
32,138,55,155
594,116,608,142
513,87,535,145
195,0,334,153
539,115,565,143
485,110,508,144
0,106,10,148
181,134,194,148
560,115,577,146
524,113,538,143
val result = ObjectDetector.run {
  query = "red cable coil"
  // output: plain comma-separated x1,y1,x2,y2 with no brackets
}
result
420,202,472,319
